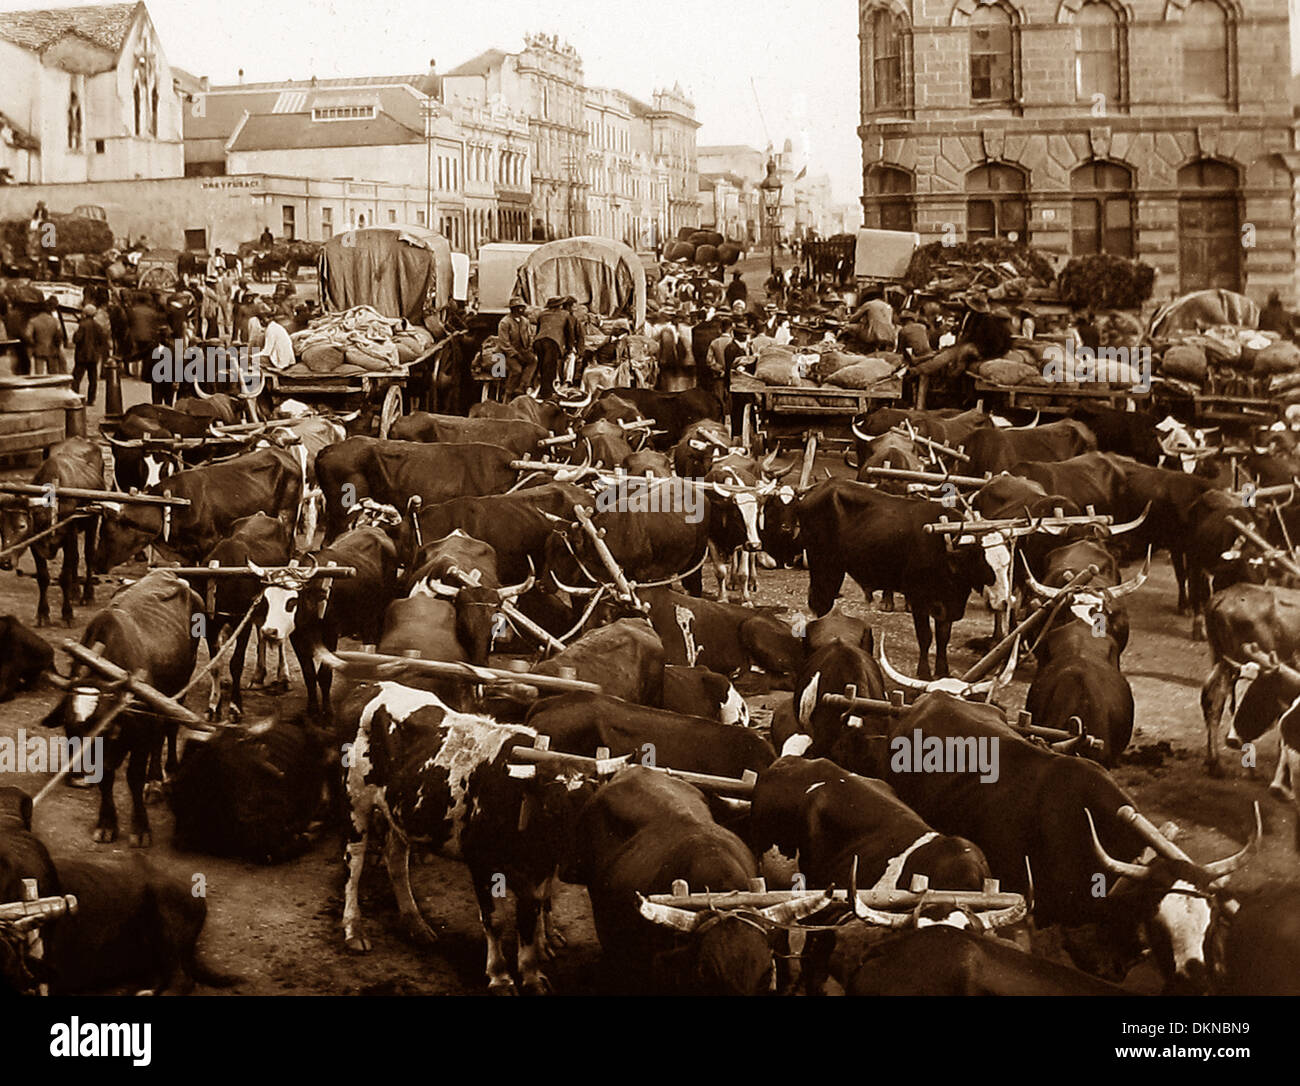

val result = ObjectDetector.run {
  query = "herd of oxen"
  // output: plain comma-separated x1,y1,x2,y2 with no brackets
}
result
1,384,1299,997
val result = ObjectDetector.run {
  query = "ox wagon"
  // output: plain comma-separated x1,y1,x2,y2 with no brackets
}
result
730,370,903,452
252,225,459,436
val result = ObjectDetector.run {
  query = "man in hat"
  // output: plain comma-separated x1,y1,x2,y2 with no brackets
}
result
843,288,896,352
25,298,64,376
725,271,748,307
535,296,582,396
497,297,536,397
961,292,1013,360
71,302,108,405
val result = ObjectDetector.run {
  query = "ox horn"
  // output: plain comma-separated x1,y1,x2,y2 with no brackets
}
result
851,419,874,445
847,856,911,927
193,381,213,400
246,560,268,579
978,898,1029,930
758,890,836,925
1101,547,1152,600
1019,553,1063,599
636,895,701,932
549,571,601,596
416,576,460,599
1106,502,1150,536
876,636,932,692
498,557,537,599
1084,808,1151,881
558,389,594,411
1202,802,1263,880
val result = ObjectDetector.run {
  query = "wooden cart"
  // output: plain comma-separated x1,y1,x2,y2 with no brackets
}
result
0,375,85,464
263,364,410,439
967,374,1152,415
731,371,903,450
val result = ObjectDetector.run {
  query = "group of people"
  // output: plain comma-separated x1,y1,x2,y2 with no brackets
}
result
495,294,604,398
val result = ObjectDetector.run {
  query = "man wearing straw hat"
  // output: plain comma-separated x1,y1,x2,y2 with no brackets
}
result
497,296,536,398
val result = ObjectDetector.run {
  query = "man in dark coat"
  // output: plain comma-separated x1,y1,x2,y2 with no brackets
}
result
71,303,108,405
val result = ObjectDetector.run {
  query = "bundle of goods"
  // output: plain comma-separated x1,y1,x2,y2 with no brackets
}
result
747,339,903,389
288,305,431,374
664,228,742,268
1056,253,1156,312
1152,322,1287,393
0,213,113,257
903,239,1056,297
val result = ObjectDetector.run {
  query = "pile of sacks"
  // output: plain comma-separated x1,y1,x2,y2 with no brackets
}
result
1156,325,1291,387
749,338,903,390
289,305,434,373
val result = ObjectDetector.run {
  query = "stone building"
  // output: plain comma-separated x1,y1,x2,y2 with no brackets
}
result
857,0,1296,301
0,2,184,184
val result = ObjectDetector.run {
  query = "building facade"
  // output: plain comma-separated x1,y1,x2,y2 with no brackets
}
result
857,0,1296,301
0,2,184,185
642,85,702,240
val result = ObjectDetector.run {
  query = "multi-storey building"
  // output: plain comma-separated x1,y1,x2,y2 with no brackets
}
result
641,85,702,239
857,0,1295,300
0,2,184,184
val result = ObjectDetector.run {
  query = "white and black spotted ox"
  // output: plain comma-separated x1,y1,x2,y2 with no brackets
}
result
339,681,593,994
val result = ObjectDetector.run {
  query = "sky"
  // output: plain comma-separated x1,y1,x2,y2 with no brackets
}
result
1,0,863,202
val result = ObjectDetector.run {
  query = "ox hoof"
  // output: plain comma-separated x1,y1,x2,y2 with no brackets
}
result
66,773,96,789
81,590,95,605
129,831,152,848
267,679,290,695
345,934,373,954
487,977,518,996
61,613,75,628
399,914,439,946
144,781,166,805
35,615,51,629
92,827,117,843
1205,758,1224,779
522,974,553,996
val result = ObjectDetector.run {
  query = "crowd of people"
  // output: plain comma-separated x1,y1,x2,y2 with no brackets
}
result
0,258,317,407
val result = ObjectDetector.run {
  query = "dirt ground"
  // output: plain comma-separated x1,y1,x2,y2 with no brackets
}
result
1,380,1296,996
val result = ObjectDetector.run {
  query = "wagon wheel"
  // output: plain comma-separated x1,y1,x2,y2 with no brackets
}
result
378,384,403,439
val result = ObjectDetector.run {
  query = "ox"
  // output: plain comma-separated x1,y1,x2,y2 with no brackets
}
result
0,438,104,626
339,681,591,994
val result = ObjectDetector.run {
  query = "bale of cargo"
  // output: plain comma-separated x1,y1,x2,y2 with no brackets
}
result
0,214,113,257
695,244,720,266
977,358,1042,386
717,242,742,266
826,358,898,389
1253,340,1300,376
755,356,807,386
677,226,697,242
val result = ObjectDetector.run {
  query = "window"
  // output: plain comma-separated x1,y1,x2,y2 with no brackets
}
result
416,209,426,226
1071,161,1133,256
282,205,296,241
872,11,904,109
150,83,159,137
321,206,333,235
67,87,82,151
970,5,1015,102
1076,2,1120,103
133,80,143,136
966,163,1027,241
94,139,105,154
1183,0,1229,102
864,165,913,231
312,105,377,121
184,228,207,251
387,208,396,223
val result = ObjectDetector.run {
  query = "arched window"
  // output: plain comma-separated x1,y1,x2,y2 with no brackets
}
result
1076,2,1120,104
150,83,159,137
863,166,914,231
970,5,1015,103
1071,161,1133,256
1177,159,1240,291
872,10,904,109
133,78,143,136
967,163,1027,241
1183,0,1230,102
67,87,82,151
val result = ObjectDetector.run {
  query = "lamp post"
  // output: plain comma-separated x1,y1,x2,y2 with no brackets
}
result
759,157,784,277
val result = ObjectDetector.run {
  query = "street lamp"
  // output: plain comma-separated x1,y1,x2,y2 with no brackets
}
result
759,157,784,276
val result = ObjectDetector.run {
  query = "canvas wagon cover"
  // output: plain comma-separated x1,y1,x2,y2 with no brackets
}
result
318,226,452,323
515,236,646,328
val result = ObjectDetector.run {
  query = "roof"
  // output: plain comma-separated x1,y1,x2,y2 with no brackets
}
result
0,110,39,151
0,2,140,53
207,72,440,95
227,110,423,152
698,145,765,157
444,50,509,77
188,81,432,141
